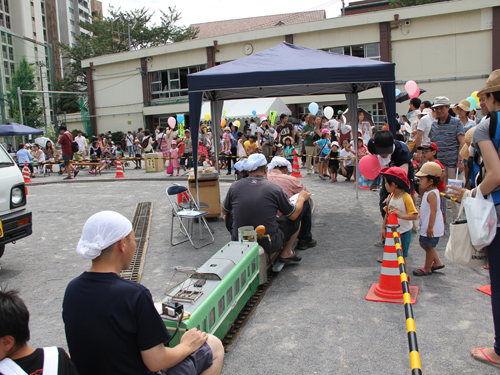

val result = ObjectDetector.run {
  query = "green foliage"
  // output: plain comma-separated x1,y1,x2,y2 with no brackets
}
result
56,6,197,112
111,131,124,143
8,57,44,128
389,0,447,7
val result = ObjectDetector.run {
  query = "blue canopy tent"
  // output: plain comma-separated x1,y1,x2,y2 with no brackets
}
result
188,42,397,200
0,122,44,136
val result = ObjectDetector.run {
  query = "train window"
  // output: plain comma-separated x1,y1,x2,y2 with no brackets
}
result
197,325,200,331
251,258,256,274
218,296,225,318
208,308,215,330
248,266,250,277
226,287,232,305
234,279,240,296
241,271,246,286
202,319,206,332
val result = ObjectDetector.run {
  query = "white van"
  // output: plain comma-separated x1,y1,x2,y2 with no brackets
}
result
0,143,32,258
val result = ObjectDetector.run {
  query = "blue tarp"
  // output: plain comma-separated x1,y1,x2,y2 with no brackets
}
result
0,122,44,136
188,42,396,197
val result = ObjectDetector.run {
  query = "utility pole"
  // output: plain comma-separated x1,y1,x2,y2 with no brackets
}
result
35,61,48,133
341,0,345,16
0,70,5,124
17,87,24,143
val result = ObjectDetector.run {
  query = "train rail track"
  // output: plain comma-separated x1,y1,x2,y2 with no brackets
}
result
120,202,153,283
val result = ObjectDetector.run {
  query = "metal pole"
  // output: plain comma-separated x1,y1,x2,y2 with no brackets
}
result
48,44,57,129
37,62,48,134
0,69,5,124
17,87,24,143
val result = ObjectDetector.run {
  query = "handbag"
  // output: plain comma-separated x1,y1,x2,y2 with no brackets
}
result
463,185,497,250
445,191,488,267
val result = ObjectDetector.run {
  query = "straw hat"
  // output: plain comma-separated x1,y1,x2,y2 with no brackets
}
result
452,99,471,114
459,128,475,159
415,162,442,178
478,70,500,97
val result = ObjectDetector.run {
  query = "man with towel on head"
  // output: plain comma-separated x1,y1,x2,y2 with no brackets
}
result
62,211,224,375
222,154,311,262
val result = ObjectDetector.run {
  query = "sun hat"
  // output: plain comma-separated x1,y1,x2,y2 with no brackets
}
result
276,143,282,147
422,108,433,116
432,96,452,108
171,140,177,145
452,99,471,114
331,141,340,147
380,166,410,190
283,136,293,144
478,70,500,97
417,142,438,151
268,156,292,173
321,128,330,134
185,129,190,133
415,161,442,178
224,127,231,132
134,138,139,143
460,128,475,159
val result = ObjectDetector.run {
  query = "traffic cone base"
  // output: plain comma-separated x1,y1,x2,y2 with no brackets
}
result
23,165,32,183
114,160,127,178
291,150,303,178
366,283,419,304
478,285,491,296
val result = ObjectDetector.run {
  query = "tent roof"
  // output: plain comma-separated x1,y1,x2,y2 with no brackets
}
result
188,42,395,100
201,98,291,121
0,123,44,136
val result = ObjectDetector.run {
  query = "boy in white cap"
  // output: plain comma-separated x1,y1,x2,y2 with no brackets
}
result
63,211,224,375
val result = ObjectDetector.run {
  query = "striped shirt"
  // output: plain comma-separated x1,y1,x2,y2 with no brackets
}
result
429,115,465,167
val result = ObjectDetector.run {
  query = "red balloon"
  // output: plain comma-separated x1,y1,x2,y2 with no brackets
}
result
409,87,420,99
359,155,381,180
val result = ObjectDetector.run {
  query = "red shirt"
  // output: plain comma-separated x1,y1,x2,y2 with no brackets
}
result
59,131,74,156
434,159,446,192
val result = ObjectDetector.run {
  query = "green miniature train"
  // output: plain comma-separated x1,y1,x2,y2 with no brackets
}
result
161,240,262,346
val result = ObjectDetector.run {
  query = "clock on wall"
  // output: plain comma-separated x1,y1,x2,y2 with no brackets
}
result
243,43,253,55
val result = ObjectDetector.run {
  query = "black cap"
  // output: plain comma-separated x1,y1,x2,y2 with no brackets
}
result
373,130,394,155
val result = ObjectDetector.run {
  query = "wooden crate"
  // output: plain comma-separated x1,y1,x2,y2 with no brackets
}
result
188,178,221,218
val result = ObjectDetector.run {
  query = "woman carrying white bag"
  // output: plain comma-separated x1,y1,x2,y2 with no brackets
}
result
447,70,500,369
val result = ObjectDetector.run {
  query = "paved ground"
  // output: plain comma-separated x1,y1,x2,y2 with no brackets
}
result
0,166,497,374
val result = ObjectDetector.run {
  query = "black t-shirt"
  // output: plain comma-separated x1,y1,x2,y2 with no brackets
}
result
13,348,79,375
367,139,415,193
62,272,170,375
222,176,295,251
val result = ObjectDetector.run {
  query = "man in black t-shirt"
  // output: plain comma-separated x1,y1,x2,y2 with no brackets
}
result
0,289,78,375
63,211,224,375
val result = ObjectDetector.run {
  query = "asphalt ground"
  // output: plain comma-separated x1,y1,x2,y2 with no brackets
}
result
0,165,497,374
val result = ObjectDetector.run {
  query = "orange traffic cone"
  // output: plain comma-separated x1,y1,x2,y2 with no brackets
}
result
478,285,491,295
23,165,32,183
366,213,419,304
114,160,127,178
205,155,211,166
291,150,304,178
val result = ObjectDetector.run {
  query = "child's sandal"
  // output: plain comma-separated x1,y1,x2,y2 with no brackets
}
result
431,263,445,271
413,268,432,276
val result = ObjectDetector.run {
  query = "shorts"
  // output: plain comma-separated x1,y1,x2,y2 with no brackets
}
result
161,342,213,375
274,212,302,253
400,230,412,258
318,155,328,163
62,154,72,166
440,195,446,214
419,235,440,248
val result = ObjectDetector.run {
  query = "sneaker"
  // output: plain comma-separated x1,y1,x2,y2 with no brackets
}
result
296,239,317,250
377,256,383,263
374,241,385,247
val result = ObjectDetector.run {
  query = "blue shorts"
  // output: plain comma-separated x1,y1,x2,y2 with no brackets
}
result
400,230,412,258
161,342,213,375
419,235,440,248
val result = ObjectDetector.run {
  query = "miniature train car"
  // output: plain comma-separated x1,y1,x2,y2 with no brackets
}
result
161,241,260,346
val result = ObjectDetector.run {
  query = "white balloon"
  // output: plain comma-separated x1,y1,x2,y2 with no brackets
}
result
324,106,334,119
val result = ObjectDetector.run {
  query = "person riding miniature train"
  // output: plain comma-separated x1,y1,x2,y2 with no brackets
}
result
221,154,311,263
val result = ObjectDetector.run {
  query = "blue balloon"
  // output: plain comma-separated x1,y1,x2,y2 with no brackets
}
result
308,102,319,116
177,114,185,123
252,110,257,116
395,89,401,96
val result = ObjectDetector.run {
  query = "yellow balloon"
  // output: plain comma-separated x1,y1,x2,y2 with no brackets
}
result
472,91,479,102
234,120,240,127
204,113,211,121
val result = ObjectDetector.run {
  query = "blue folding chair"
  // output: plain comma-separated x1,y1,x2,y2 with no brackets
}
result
166,185,214,249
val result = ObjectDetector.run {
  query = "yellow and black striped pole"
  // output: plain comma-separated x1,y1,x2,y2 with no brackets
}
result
391,228,423,375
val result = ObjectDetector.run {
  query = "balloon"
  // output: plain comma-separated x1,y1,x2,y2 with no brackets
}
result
359,154,381,180
308,102,319,116
409,87,420,99
323,106,334,119
204,113,211,121
252,110,257,116
405,80,418,96
176,114,184,124
467,97,477,111
167,117,176,129
221,118,226,127
471,91,479,103
274,130,278,140
395,89,401,96
259,114,266,120
261,117,268,122
234,120,240,127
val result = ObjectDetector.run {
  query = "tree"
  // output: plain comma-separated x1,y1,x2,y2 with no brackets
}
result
57,6,198,113
389,0,448,7
8,57,44,128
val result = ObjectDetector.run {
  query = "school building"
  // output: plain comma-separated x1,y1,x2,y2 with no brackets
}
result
77,0,499,135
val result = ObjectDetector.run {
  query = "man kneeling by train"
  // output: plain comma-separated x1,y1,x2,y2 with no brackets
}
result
266,156,316,250
62,211,224,375
222,154,311,263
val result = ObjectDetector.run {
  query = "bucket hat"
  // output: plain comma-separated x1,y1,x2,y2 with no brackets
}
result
478,70,500,97
415,162,442,178
432,97,451,108
380,166,410,190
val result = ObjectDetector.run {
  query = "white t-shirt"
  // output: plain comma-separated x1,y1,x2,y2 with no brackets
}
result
249,122,257,135
416,114,433,145
340,148,354,166
75,135,87,153
420,189,445,237
125,134,134,147
329,119,339,133
408,111,419,142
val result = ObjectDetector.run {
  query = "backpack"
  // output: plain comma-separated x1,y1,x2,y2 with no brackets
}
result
471,111,500,204
65,134,79,153
141,136,150,149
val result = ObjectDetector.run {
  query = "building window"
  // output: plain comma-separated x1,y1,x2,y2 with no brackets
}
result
3,45,7,60
4,61,8,75
32,16,35,22
8,46,13,60
149,65,206,100
41,2,44,14
70,19,75,26
4,0,9,14
5,15,10,29
328,43,381,61
33,32,37,38
0,14,4,27
7,34,11,45
31,1,34,6
70,31,76,37
5,77,10,86
10,62,14,75
43,30,47,42
42,15,46,27
69,7,74,14
1,32,5,44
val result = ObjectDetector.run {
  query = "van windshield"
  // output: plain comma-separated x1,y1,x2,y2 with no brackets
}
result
0,144,15,166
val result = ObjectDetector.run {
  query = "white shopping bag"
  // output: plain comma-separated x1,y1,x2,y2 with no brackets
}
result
464,186,497,251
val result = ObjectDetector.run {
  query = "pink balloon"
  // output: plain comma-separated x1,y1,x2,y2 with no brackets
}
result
405,80,418,97
260,114,266,120
409,87,420,99
274,130,278,140
167,117,176,129
358,154,381,180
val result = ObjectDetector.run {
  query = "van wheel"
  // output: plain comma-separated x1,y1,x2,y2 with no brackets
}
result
0,245,4,259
